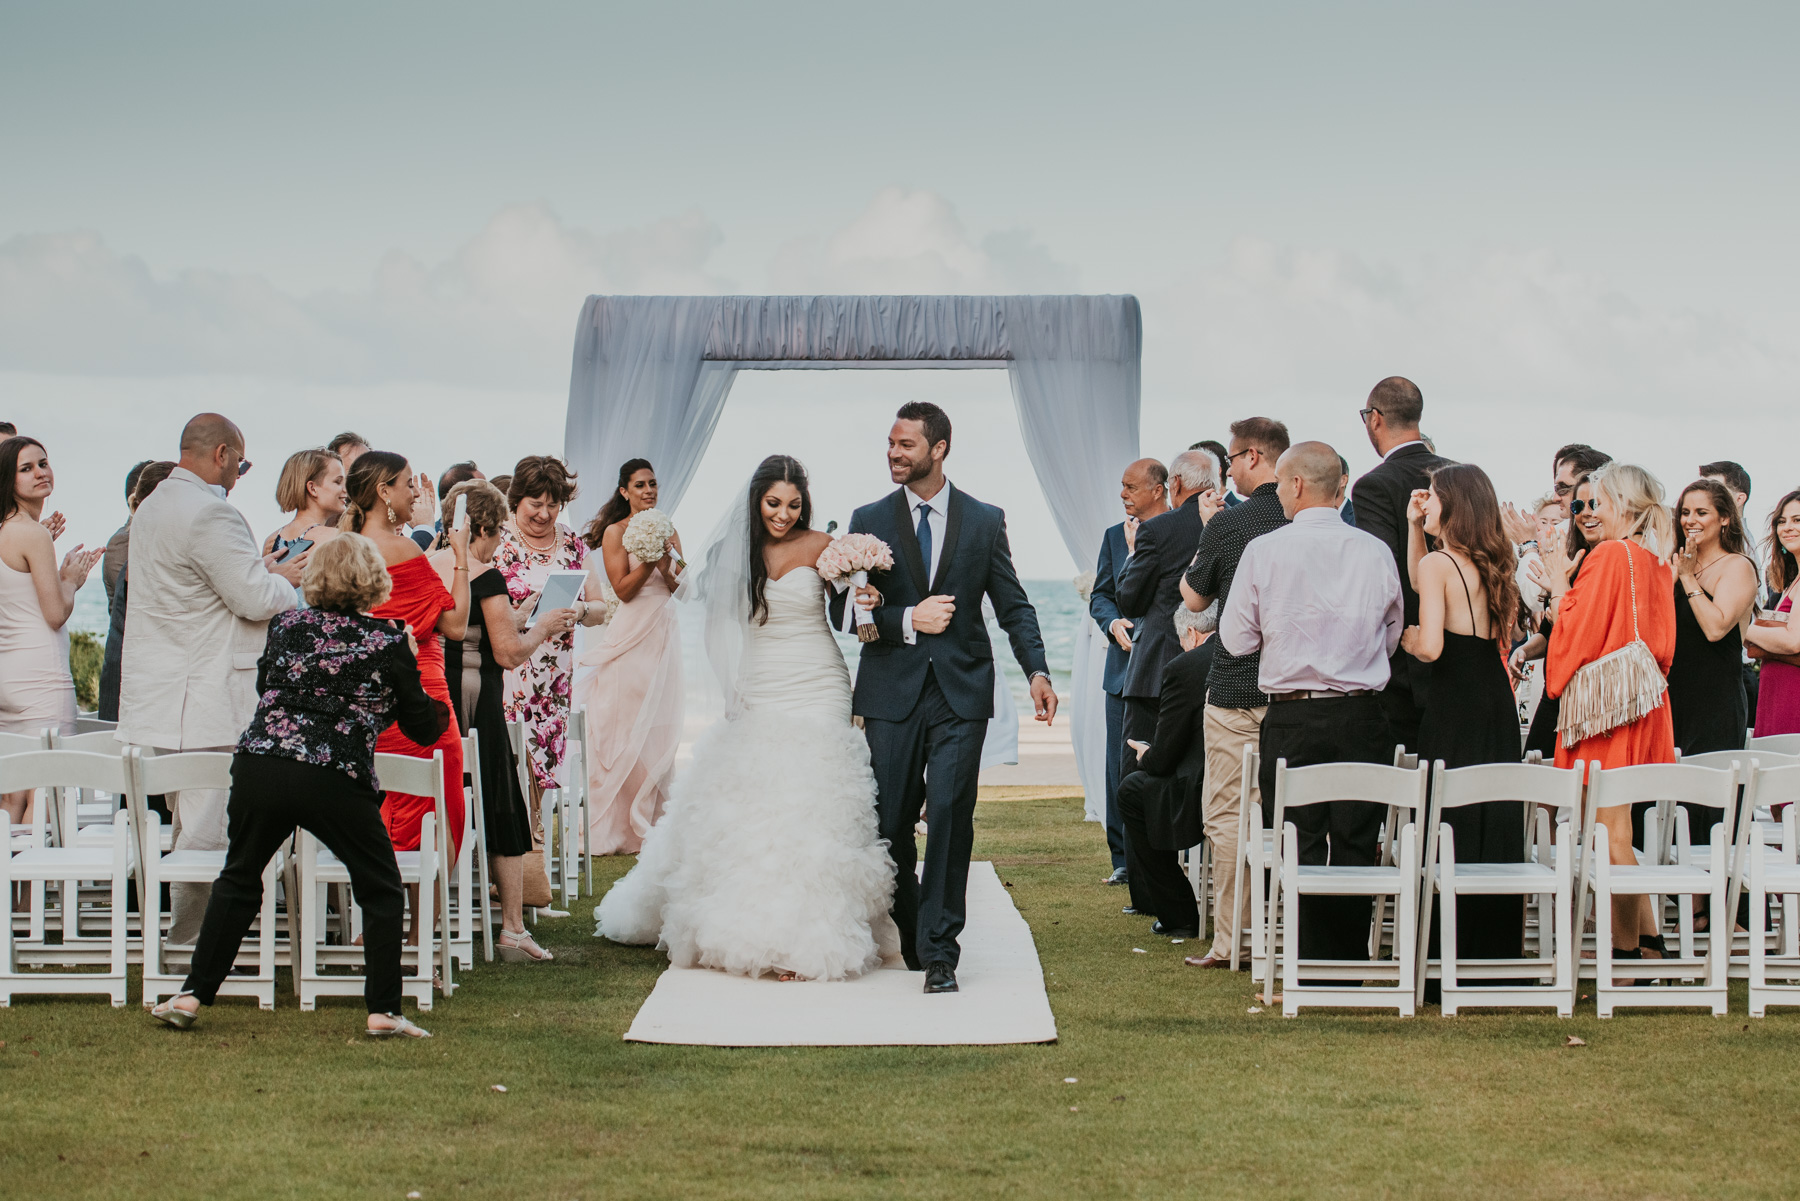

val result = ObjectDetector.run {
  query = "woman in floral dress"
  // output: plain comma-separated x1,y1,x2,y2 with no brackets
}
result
495,456,608,794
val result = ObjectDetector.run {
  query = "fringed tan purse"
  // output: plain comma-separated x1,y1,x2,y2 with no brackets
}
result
1557,541,1668,745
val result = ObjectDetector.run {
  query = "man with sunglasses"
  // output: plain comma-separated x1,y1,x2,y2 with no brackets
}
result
117,413,307,943
1350,376,1450,753
1551,444,1612,518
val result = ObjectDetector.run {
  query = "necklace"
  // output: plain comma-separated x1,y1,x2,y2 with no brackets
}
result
515,524,558,554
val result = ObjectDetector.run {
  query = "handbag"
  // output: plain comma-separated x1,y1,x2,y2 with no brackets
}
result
1557,541,1668,745
1748,616,1800,669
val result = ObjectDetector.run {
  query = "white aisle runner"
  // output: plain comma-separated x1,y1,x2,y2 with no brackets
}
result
621,861,1057,1046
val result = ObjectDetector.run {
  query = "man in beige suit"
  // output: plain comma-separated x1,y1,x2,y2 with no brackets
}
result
117,414,308,942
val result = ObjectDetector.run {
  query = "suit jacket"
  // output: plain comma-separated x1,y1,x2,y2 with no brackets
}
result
1115,495,1205,700
1352,442,1453,702
1126,640,1214,850
1089,522,1130,696
116,468,298,749
829,484,1049,724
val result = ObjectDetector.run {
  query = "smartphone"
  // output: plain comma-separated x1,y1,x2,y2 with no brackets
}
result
277,537,314,563
452,494,467,531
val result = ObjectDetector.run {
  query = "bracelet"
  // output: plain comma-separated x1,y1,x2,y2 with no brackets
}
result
454,567,469,573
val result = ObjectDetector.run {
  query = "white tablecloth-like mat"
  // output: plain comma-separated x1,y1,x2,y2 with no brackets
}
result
621,861,1058,1046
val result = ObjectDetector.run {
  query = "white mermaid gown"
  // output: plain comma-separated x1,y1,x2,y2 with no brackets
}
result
594,567,900,980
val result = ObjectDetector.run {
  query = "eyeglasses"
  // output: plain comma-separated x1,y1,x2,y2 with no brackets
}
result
1224,447,1257,466
1358,406,1382,422
236,459,253,478
1570,498,1596,515
1553,480,1576,497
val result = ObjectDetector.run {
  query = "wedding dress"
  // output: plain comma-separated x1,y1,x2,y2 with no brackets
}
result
594,563,899,980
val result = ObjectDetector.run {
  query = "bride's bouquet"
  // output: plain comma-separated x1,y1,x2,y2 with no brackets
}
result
816,533,894,643
623,508,675,563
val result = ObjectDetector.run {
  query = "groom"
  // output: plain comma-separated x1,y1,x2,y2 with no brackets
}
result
831,402,1057,994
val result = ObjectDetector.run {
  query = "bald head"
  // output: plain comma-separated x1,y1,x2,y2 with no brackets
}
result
1120,457,1169,519
177,412,246,492
1275,441,1342,519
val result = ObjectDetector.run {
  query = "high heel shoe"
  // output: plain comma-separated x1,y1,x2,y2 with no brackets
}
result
496,929,554,963
367,1013,432,1039
151,992,200,1030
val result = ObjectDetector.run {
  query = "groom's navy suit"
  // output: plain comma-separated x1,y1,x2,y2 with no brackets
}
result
830,482,1049,970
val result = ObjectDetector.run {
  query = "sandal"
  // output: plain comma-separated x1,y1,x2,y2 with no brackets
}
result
496,929,554,963
367,1013,432,1039
150,992,200,1030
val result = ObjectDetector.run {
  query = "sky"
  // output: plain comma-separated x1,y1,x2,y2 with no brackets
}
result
4,2,1798,575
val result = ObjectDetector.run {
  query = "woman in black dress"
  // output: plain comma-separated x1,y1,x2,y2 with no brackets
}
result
1668,479,1759,926
1400,464,1525,983
436,481,578,962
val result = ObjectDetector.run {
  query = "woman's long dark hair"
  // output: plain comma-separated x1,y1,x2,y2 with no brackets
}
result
1768,489,1800,594
747,455,812,625
0,436,46,526
337,450,409,533
582,458,653,550
1674,478,1748,557
1429,462,1520,639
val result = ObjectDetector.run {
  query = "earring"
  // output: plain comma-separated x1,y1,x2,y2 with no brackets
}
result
387,505,398,524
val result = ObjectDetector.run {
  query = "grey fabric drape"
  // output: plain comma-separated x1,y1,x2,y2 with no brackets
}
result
563,294,1141,818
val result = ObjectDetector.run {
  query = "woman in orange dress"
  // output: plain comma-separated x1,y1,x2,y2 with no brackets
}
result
338,451,470,861
1544,463,1676,961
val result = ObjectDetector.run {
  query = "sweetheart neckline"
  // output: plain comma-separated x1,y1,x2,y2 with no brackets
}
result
766,564,821,585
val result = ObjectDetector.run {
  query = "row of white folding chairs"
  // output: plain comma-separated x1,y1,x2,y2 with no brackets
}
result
505,706,591,917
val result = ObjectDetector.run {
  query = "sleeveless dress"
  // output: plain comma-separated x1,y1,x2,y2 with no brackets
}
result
0,541,76,735
1669,574,1749,756
1416,557,1525,974
594,567,899,981
447,568,534,859
372,555,466,857
1753,595,1800,737
573,565,684,855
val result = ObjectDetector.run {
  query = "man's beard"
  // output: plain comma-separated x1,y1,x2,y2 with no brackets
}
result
893,455,932,485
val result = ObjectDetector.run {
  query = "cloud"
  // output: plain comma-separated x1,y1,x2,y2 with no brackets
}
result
769,186,1079,294
0,203,732,387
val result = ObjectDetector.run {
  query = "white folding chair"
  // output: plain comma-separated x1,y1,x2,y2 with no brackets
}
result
1270,758,1429,1016
129,749,282,1009
72,715,117,734
48,729,133,849
1582,762,1736,1017
571,704,593,897
1750,734,1800,756
462,733,495,963
0,750,134,1006
1747,772,1800,1015
294,750,449,1012
1416,761,1583,1015
1230,745,1270,979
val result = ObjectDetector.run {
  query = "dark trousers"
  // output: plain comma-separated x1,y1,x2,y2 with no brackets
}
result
1103,690,1127,872
863,670,988,970
1116,771,1199,932
1259,695,1393,962
1378,660,1425,754
183,753,406,1014
1120,696,1161,911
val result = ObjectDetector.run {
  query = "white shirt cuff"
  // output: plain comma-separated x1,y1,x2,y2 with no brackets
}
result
902,606,917,644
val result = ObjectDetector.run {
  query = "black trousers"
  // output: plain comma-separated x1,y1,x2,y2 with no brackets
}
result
863,669,988,970
1103,690,1127,872
1116,771,1199,932
1259,695,1393,962
1120,696,1162,912
183,753,406,1015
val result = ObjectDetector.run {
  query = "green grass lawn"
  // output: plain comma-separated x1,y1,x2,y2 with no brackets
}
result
4,796,1798,1199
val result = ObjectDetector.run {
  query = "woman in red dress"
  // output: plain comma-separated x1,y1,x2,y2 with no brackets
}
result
338,452,470,861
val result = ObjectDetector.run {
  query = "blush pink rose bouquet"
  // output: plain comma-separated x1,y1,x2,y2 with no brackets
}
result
815,533,894,643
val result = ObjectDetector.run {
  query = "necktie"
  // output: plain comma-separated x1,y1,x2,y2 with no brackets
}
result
916,501,933,586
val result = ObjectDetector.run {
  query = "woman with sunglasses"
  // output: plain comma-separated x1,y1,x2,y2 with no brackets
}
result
1516,476,1601,758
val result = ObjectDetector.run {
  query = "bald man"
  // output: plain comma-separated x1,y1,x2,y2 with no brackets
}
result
1089,458,1170,887
118,413,308,944
1217,441,1403,967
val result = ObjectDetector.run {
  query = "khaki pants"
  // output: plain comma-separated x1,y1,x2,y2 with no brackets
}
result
1201,704,1267,960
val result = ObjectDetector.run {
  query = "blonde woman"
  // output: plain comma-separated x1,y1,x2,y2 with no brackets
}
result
262,448,344,559
1545,463,1677,968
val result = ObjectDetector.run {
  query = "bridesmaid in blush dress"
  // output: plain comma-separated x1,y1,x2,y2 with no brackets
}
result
573,459,687,856
337,451,470,865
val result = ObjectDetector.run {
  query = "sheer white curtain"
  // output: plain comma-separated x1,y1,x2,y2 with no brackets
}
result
1006,296,1142,821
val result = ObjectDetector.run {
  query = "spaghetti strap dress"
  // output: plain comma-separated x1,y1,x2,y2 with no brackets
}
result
371,555,466,857
447,567,534,858
1417,557,1525,978
1755,595,1800,737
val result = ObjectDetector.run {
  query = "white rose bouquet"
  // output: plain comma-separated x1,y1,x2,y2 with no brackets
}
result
622,508,675,563
815,533,895,643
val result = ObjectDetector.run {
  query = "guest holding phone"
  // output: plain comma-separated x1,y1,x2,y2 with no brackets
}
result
1748,490,1800,737
264,448,345,559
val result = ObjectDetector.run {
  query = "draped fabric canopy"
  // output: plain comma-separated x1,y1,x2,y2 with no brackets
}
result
563,294,1141,819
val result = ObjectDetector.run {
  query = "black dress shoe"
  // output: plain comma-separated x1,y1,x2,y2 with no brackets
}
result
1151,921,1199,938
1121,905,1148,916
1102,868,1129,886
923,963,959,994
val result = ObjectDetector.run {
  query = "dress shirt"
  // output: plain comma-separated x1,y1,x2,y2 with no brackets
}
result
1217,506,1403,695
900,482,950,645
1184,481,1290,707
1381,439,1426,461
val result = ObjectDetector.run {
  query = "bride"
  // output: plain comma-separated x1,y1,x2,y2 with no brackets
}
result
594,454,899,980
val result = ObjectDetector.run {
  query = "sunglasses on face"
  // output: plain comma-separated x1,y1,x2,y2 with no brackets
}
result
237,459,253,478
1570,498,1596,515
1553,480,1575,497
